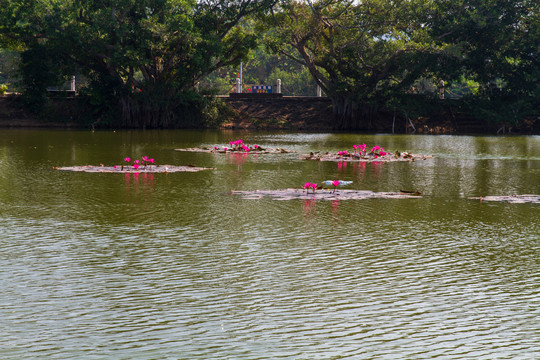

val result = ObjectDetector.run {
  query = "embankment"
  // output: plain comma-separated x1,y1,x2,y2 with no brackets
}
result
1,95,537,134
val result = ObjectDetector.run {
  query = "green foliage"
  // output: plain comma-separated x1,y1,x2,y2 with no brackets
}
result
429,0,539,95
258,0,458,128
0,0,277,127
0,0,537,129
203,41,317,96
266,0,537,129
0,49,19,89
0,84,7,94
476,97,535,127
267,66,316,96
18,45,69,113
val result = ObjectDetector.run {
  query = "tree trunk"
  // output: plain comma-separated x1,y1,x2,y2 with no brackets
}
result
330,95,378,130
117,89,204,129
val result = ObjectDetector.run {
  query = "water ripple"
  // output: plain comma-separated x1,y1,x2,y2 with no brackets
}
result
1,131,539,359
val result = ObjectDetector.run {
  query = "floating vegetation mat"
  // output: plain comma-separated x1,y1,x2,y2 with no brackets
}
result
299,152,433,162
469,195,540,204
54,165,214,173
175,147,295,154
232,189,422,201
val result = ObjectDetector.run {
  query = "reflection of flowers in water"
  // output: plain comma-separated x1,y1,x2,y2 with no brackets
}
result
303,198,341,220
352,161,366,175
350,161,387,182
332,199,340,218
303,198,317,217
370,161,383,179
124,172,155,197
228,152,249,167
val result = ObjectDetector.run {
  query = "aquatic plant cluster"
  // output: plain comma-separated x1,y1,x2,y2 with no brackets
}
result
337,144,388,158
118,156,155,170
303,180,354,193
213,139,260,152
370,145,387,157
302,182,318,193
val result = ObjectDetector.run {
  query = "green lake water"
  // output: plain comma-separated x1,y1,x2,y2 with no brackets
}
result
1,129,539,359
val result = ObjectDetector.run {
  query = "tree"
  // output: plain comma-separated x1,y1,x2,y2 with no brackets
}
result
260,0,453,129
428,0,539,126
0,49,20,89
0,0,276,127
260,0,538,130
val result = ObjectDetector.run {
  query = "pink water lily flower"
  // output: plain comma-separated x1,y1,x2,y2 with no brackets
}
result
124,157,131,163
133,164,140,170
353,144,367,155
148,158,155,164
142,156,149,162
332,180,340,193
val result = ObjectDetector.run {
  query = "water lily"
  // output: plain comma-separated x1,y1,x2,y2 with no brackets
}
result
141,156,149,168
370,145,387,158
332,180,340,193
302,182,318,193
352,144,367,156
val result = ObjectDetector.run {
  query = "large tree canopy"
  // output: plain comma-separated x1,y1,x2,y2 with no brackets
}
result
0,0,276,127
260,0,451,128
0,0,537,129
260,0,539,129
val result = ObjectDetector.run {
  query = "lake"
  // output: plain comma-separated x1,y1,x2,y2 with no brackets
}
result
1,129,539,359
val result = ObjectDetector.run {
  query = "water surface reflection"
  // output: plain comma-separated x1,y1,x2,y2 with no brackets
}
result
1,130,538,359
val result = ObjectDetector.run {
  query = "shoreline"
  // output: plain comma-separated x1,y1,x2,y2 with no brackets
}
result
1,95,538,135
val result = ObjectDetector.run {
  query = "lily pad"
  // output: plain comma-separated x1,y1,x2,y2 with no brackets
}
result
468,195,540,204
231,188,422,201
175,147,295,154
53,165,214,173
299,152,433,162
